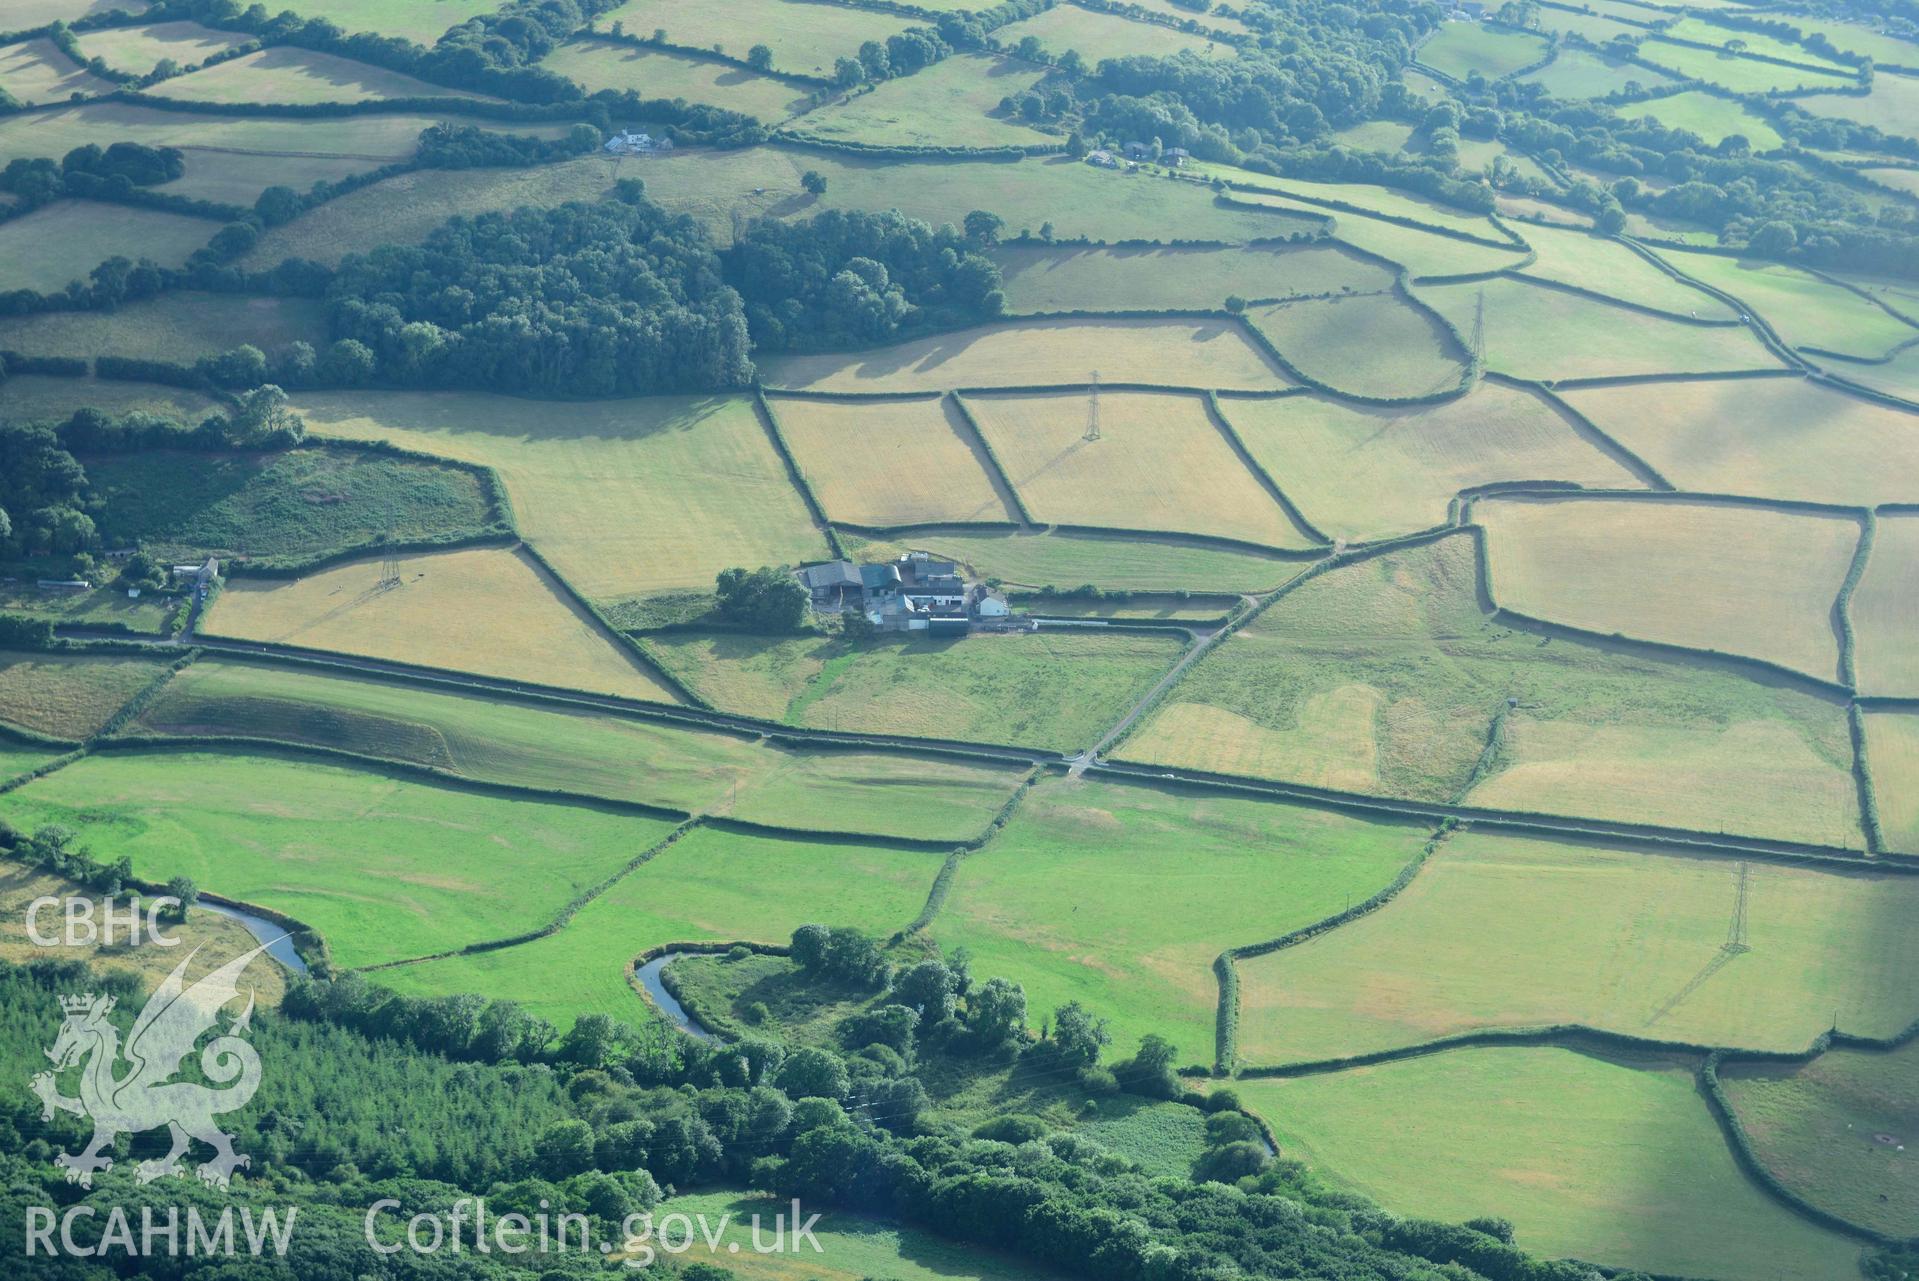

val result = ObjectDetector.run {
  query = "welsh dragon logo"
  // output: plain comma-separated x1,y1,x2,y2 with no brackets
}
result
30,943,271,1190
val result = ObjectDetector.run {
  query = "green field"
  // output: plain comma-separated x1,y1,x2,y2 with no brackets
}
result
992,5,1234,64
838,527,1299,593
538,40,813,120
0,292,325,364
1235,1048,1867,1281
601,0,913,77
378,825,942,1028
0,375,221,424
0,200,215,294
1656,17,1855,72
1236,828,1919,1062
1519,46,1677,98
929,776,1426,1057
1723,1041,1919,1238
1219,383,1643,543
0,102,452,171
0,580,175,635
1560,376,1919,505
1230,188,1528,278
649,629,1183,751
299,390,829,603
1418,277,1785,380
795,53,1056,149
1637,40,1857,94
83,447,495,566
158,147,392,205
0,649,162,741
135,658,1028,842
1763,14,1919,67
1244,294,1465,399
71,21,249,76
1519,221,1732,317
219,0,500,42
0,37,117,104
0,748,680,968
1864,709,1919,854
1851,512,1919,698
0,745,58,784
1625,90,1786,150
8,0,158,22
150,46,489,105
993,241,1391,313
769,393,1015,527
1667,251,1919,359
1119,532,1865,846
1417,22,1550,80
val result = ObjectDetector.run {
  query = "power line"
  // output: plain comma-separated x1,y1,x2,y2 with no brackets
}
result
1084,370,1101,442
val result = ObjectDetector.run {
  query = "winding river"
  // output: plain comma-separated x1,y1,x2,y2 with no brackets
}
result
632,952,719,1043
200,901,309,976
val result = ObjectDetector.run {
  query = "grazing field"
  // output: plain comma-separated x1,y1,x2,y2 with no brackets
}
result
649,630,1183,751
1231,188,1528,278
0,650,162,742
223,0,500,42
1494,193,1590,226
379,825,942,1029
0,292,325,364
0,38,117,103
963,390,1318,548
135,659,1026,842
204,546,683,703
1118,533,1863,846
992,5,1234,63
158,148,390,205
1218,383,1644,543
0,103,455,170
1667,251,1918,358
991,243,1390,313
1236,173,1511,238
1419,277,1784,380
1837,342,1919,404
1518,221,1731,317
1560,376,1919,505
1417,22,1550,80
1331,119,1415,153
7,0,154,22
1244,295,1465,399
759,317,1289,393
1015,593,1236,622
299,390,829,602
1637,40,1857,94
72,21,248,76
1476,495,1859,681
1520,46,1677,98
769,394,1016,527
601,0,913,77
0,581,175,635
796,54,1056,149
1235,1049,1868,1281
1767,15,1919,67
930,777,1424,1058
1236,829,1919,1062
0,200,215,294
1851,512,1919,698
1625,90,1785,150
538,41,812,119
150,46,489,104
1861,165,1919,197
0,745,57,784
0,748,678,969
838,528,1298,593
0,375,221,423
1723,1041,1919,1239
1864,710,1919,854
1656,17,1854,71
83,447,496,565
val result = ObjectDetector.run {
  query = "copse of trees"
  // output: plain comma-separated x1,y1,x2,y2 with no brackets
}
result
714,565,811,631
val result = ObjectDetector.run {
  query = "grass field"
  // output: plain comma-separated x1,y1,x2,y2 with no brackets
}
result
1723,1041,1918,1239
83,447,495,565
378,825,941,1028
1535,8,1645,44
0,650,162,741
1861,165,1919,197
0,580,175,635
1851,512,1919,698
929,776,1425,1057
1666,252,1918,359
962,389,1318,548
1237,828,1919,1061
1419,277,1784,380
0,374,221,423
992,242,1391,313
1864,710,1919,854
769,394,1015,527
1230,188,1528,278
1836,342,1919,404
1656,17,1854,71
0,748,679,969
0,37,117,103
1519,46,1677,98
0,103,456,171
1476,495,1860,682
992,5,1234,64
539,40,812,120
649,629,1183,751
838,527,1297,593
204,546,683,703
1518,221,1731,317
1014,593,1236,621
0,744,58,784
1235,1048,1868,1281
1118,533,1864,845
1560,376,1919,505
72,21,248,75
1495,193,1591,226
299,390,829,603
8,0,156,22
795,53,1056,149
1218,383,1643,543
150,46,488,104
1766,14,1919,66
1228,173,1511,239
1625,90,1786,150
1637,40,1857,94
158,147,392,205
1244,295,1466,399
1417,22,1550,80
601,0,912,77
0,200,215,293
219,0,500,42
759,317,1289,393
0,292,325,364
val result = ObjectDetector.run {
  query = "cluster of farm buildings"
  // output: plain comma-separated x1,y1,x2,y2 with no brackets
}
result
796,552,1020,633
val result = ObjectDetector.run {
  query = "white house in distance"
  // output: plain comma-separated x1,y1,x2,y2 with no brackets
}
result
604,130,673,155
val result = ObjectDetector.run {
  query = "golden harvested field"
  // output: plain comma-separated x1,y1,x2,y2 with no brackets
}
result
1244,294,1465,399
1418,277,1784,380
1476,496,1860,681
602,0,913,77
72,21,248,75
1865,710,1919,854
0,375,221,424
963,390,1317,548
1560,376,1919,505
1219,384,1643,543
758,317,1290,393
767,394,1016,527
150,47,490,105
0,38,117,103
993,5,1234,63
795,53,1056,149
0,201,215,294
1518,222,1732,317
299,391,828,601
993,242,1393,313
0,292,325,364
539,41,813,120
1668,252,1919,359
1851,512,1919,698
203,546,682,703
0,650,162,742
1236,829,1919,1063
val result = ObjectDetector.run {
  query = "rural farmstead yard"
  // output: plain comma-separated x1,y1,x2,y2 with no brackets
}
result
1,2,1918,1279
